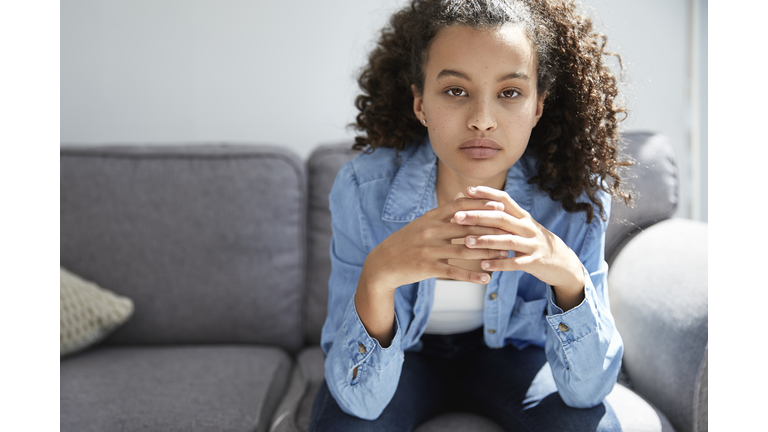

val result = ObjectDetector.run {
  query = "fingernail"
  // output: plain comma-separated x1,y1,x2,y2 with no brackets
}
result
468,186,477,194
455,212,465,222
499,250,508,258
481,274,489,283
482,261,491,269
467,237,476,246
450,218,455,223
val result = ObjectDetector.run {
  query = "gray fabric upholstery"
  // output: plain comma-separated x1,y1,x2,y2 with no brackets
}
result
305,144,358,345
605,385,676,432
695,348,708,432
270,347,325,432
605,132,679,266
415,413,505,432
609,219,708,432
61,145,305,352
60,345,292,432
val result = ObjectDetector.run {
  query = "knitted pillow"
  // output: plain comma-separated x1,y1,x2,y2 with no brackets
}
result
60,267,134,356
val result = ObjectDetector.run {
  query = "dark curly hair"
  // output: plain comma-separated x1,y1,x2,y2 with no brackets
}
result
352,0,632,223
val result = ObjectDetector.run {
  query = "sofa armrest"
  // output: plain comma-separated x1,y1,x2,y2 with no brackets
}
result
608,218,708,432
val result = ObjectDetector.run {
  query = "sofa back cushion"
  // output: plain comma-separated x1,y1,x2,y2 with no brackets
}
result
604,132,679,265
61,145,305,353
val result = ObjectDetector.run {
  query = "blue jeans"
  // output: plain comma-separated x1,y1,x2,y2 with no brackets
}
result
310,328,621,431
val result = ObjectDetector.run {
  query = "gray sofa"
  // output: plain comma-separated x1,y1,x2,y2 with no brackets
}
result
60,131,707,432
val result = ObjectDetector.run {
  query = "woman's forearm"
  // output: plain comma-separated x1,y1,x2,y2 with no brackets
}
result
354,254,396,348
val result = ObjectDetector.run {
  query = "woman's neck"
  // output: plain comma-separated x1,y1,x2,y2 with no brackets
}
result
435,161,508,206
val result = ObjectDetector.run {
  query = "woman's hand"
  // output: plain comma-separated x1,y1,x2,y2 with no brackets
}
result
456,186,586,311
355,194,509,345
362,194,510,295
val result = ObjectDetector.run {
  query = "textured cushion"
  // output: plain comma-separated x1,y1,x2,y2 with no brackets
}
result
60,267,134,356
60,145,305,352
605,132,679,266
605,384,676,432
609,218,708,432
60,345,292,432
415,412,505,432
270,346,325,432
304,144,358,345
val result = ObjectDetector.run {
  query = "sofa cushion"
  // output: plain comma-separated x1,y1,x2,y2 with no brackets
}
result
605,384,676,432
60,267,134,356
609,218,708,432
60,345,292,432
415,412,505,432
60,145,305,352
605,132,679,265
305,144,358,345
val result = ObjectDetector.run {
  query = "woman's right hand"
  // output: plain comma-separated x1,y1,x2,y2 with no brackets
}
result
354,195,509,346
362,195,511,294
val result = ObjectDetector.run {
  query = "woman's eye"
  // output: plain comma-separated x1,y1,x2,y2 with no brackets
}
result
446,88,467,97
500,89,520,98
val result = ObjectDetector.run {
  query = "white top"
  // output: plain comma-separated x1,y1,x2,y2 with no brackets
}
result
423,278,487,335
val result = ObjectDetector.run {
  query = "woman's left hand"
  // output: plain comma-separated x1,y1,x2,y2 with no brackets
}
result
456,186,586,311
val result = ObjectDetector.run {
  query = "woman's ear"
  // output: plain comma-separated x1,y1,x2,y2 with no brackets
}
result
533,91,547,126
412,84,426,125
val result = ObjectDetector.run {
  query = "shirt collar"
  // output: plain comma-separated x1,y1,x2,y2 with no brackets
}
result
381,139,534,223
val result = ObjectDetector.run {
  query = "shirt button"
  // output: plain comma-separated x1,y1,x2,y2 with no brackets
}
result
487,329,496,334
489,293,497,300
558,323,569,332
358,343,366,354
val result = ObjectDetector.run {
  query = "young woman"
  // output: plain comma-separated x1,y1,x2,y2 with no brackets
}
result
311,1,632,430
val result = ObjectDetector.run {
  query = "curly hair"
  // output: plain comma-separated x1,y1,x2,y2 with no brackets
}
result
352,0,632,223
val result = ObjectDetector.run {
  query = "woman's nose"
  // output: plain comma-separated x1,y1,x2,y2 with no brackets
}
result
468,99,497,131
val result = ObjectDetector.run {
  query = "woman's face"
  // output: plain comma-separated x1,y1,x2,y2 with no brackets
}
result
413,24,546,188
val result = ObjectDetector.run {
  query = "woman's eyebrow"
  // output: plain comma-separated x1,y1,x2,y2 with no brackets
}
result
435,69,530,82
498,71,530,81
436,69,471,80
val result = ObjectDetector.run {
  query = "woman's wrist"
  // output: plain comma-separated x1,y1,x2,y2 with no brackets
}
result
551,257,586,311
355,257,397,347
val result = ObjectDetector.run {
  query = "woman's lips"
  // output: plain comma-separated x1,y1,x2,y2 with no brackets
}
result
459,138,501,159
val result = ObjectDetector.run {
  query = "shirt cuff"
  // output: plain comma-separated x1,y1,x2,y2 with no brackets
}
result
545,266,599,345
342,296,403,383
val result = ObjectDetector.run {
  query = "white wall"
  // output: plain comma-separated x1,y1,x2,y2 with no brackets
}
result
61,0,705,219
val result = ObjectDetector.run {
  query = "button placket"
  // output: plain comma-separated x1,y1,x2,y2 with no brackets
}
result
485,275,500,345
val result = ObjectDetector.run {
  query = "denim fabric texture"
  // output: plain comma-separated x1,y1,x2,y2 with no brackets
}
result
320,140,623,420
311,328,621,431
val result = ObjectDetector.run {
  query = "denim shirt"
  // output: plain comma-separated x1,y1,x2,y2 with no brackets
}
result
320,140,623,420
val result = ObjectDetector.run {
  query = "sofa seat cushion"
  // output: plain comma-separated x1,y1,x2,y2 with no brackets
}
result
61,345,292,432
271,346,675,432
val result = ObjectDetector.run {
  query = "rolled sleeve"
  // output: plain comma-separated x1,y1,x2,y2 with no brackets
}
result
543,212,623,408
324,296,405,419
319,162,407,419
